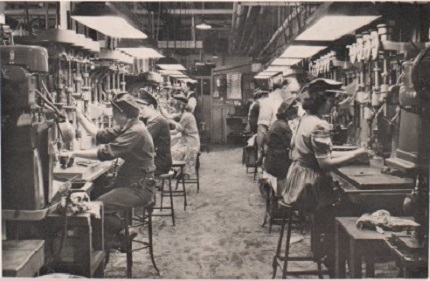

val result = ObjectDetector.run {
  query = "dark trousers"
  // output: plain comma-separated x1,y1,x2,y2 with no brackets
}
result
98,183,155,249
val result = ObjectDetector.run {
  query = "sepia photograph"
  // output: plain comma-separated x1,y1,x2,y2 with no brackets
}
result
0,1,429,278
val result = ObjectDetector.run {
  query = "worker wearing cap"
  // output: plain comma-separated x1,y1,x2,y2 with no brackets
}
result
61,92,156,253
137,88,172,176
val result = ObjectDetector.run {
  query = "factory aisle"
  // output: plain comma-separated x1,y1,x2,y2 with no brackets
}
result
104,146,398,279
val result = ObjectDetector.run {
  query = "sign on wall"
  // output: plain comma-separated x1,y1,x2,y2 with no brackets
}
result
227,73,242,100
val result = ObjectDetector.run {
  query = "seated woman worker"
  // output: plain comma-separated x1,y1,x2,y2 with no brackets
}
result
160,92,200,178
281,78,374,274
264,96,299,196
62,92,156,252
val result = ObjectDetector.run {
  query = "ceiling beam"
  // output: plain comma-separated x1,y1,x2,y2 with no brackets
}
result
4,8,56,16
240,2,295,6
130,9,233,15
258,3,313,58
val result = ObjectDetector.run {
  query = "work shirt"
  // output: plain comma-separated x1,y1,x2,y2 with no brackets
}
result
145,114,172,176
248,100,260,134
96,118,156,186
186,91,197,113
257,89,284,127
258,89,296,127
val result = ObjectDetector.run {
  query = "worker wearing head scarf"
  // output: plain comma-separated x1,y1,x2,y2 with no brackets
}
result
169,92,201,178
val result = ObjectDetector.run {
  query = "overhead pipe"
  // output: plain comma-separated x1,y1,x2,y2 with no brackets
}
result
238,6,253,50
258,3,305,57
241,6,264,51
232,4,246,49
244,6,265,55
236,4,245,28
231,2,238,32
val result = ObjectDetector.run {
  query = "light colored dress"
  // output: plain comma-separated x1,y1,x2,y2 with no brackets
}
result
171,112,200,176
281,114,333,212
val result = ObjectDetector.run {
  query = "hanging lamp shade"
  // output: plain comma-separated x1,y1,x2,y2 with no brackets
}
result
196,2,212,30
196,22,212,30
71,2,147,39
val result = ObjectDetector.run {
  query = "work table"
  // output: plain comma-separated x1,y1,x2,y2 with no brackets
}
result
53,157,120,182
332,164,414,215
333,165,414,190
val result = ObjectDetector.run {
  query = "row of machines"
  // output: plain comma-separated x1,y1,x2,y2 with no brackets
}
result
0,19,148,276
1,32,133,211
305,11,429,275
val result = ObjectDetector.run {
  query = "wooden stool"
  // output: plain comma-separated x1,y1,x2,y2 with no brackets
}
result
123,201,159,278
272,201,328,279
262,185,305,234
183,152,201,193
199,122,210,153
171,161,187,211
152,171,176,226
244,145,258,180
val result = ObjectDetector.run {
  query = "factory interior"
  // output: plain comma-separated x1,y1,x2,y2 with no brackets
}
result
1,1,429,279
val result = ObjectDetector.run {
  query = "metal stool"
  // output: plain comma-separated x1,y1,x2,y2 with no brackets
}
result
171,161,187,211
272,201,327,279
152,171,175,226
183,152,201,193
123,201,159,278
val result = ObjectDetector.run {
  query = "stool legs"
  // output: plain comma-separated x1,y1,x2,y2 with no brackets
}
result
160,179,165,209
272,208,287,279
158,178,175,225
146,207,160,274
175,167,187,211
272,206,327,279
196,168,200,193
168,178,176,225
282,209,293,279
124,210,133,278
124,206,160,278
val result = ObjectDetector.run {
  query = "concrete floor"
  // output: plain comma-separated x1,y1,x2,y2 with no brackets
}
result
104,146,399,279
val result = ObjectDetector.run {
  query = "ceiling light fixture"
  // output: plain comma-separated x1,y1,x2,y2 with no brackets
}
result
295,3,380,42
196,2,212,30
271,58,302,66
280,45,327,58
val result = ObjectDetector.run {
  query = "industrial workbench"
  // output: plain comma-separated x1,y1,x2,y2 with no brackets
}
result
332,165,414,215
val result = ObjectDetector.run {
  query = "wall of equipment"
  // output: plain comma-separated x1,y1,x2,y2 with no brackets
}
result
302,3,429,250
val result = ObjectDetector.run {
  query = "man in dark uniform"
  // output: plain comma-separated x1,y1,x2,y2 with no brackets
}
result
61,92,156,251
137,88,172,176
